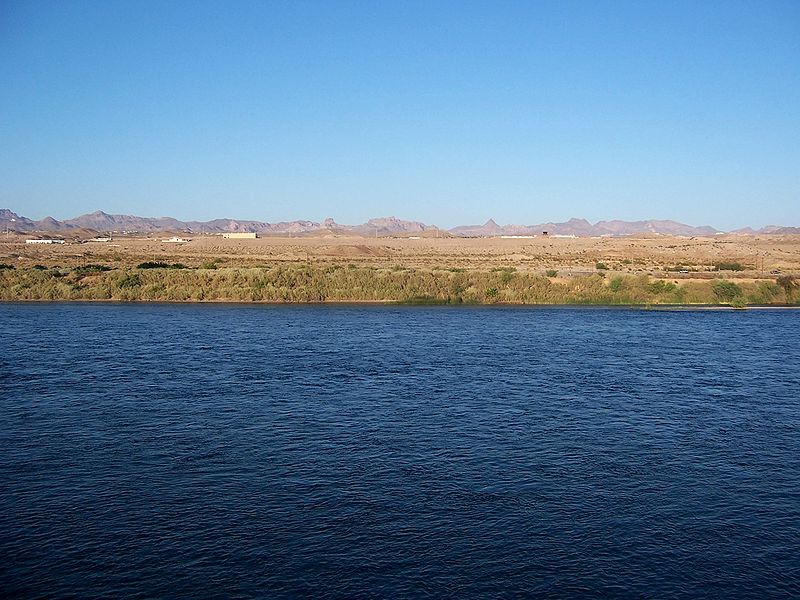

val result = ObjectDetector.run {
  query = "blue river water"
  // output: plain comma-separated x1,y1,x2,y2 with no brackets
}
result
1,304,799,598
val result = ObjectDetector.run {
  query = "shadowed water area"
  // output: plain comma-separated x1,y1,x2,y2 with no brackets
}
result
1,304,799,598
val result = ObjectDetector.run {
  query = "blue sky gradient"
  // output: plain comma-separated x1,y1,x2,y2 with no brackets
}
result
1,0,798,228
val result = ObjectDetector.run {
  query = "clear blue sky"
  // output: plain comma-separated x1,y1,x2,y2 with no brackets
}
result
1,0,798,229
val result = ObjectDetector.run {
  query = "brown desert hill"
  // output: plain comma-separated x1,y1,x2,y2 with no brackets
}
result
747,226,800,235
593,219,718,237
65,211,193,232
0,209,37,232
316,216,440,236
183,218,321,234
38,216,75,231
539,218,596,236
730,226,800,235
0,210,82,233
355,216,440,235
449,219,506,237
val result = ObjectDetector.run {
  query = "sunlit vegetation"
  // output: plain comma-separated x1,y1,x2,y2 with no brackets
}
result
0,264,797,305
714,261,747,271
712,280,743,303
748,281,781,304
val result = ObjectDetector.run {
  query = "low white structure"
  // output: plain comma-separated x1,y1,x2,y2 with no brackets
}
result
223,232,258,239
163,237,188,243
26,239,64,244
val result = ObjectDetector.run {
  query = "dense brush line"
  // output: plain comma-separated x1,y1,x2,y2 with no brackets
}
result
0,264,796,306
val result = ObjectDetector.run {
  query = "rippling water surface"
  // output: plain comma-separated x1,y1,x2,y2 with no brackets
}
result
1,304,799,598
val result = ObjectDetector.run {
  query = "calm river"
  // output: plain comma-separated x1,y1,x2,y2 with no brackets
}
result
1,304,798,598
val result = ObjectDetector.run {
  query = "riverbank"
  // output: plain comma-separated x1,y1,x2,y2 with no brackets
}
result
1,264,796,306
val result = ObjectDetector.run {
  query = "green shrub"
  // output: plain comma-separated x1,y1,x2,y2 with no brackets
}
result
595,262,608,270
74,264,112,275
545,269,558,278
609,277,624,292
0,263,15,270
712,280,743,302
117,273,141,288
750,281,780,304
648,280,677,294
714,262,746,271
485,287,498,298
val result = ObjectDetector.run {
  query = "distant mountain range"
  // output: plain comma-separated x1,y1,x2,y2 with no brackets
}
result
2,208,798,237
0,209,438,237
451,218,723,237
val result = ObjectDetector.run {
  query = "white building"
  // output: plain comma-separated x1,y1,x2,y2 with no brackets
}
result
26,239,64,244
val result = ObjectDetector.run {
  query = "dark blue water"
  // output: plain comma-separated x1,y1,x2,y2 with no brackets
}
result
1,304,799,599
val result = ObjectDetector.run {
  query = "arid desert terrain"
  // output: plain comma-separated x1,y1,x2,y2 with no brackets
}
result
4,232,800,276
